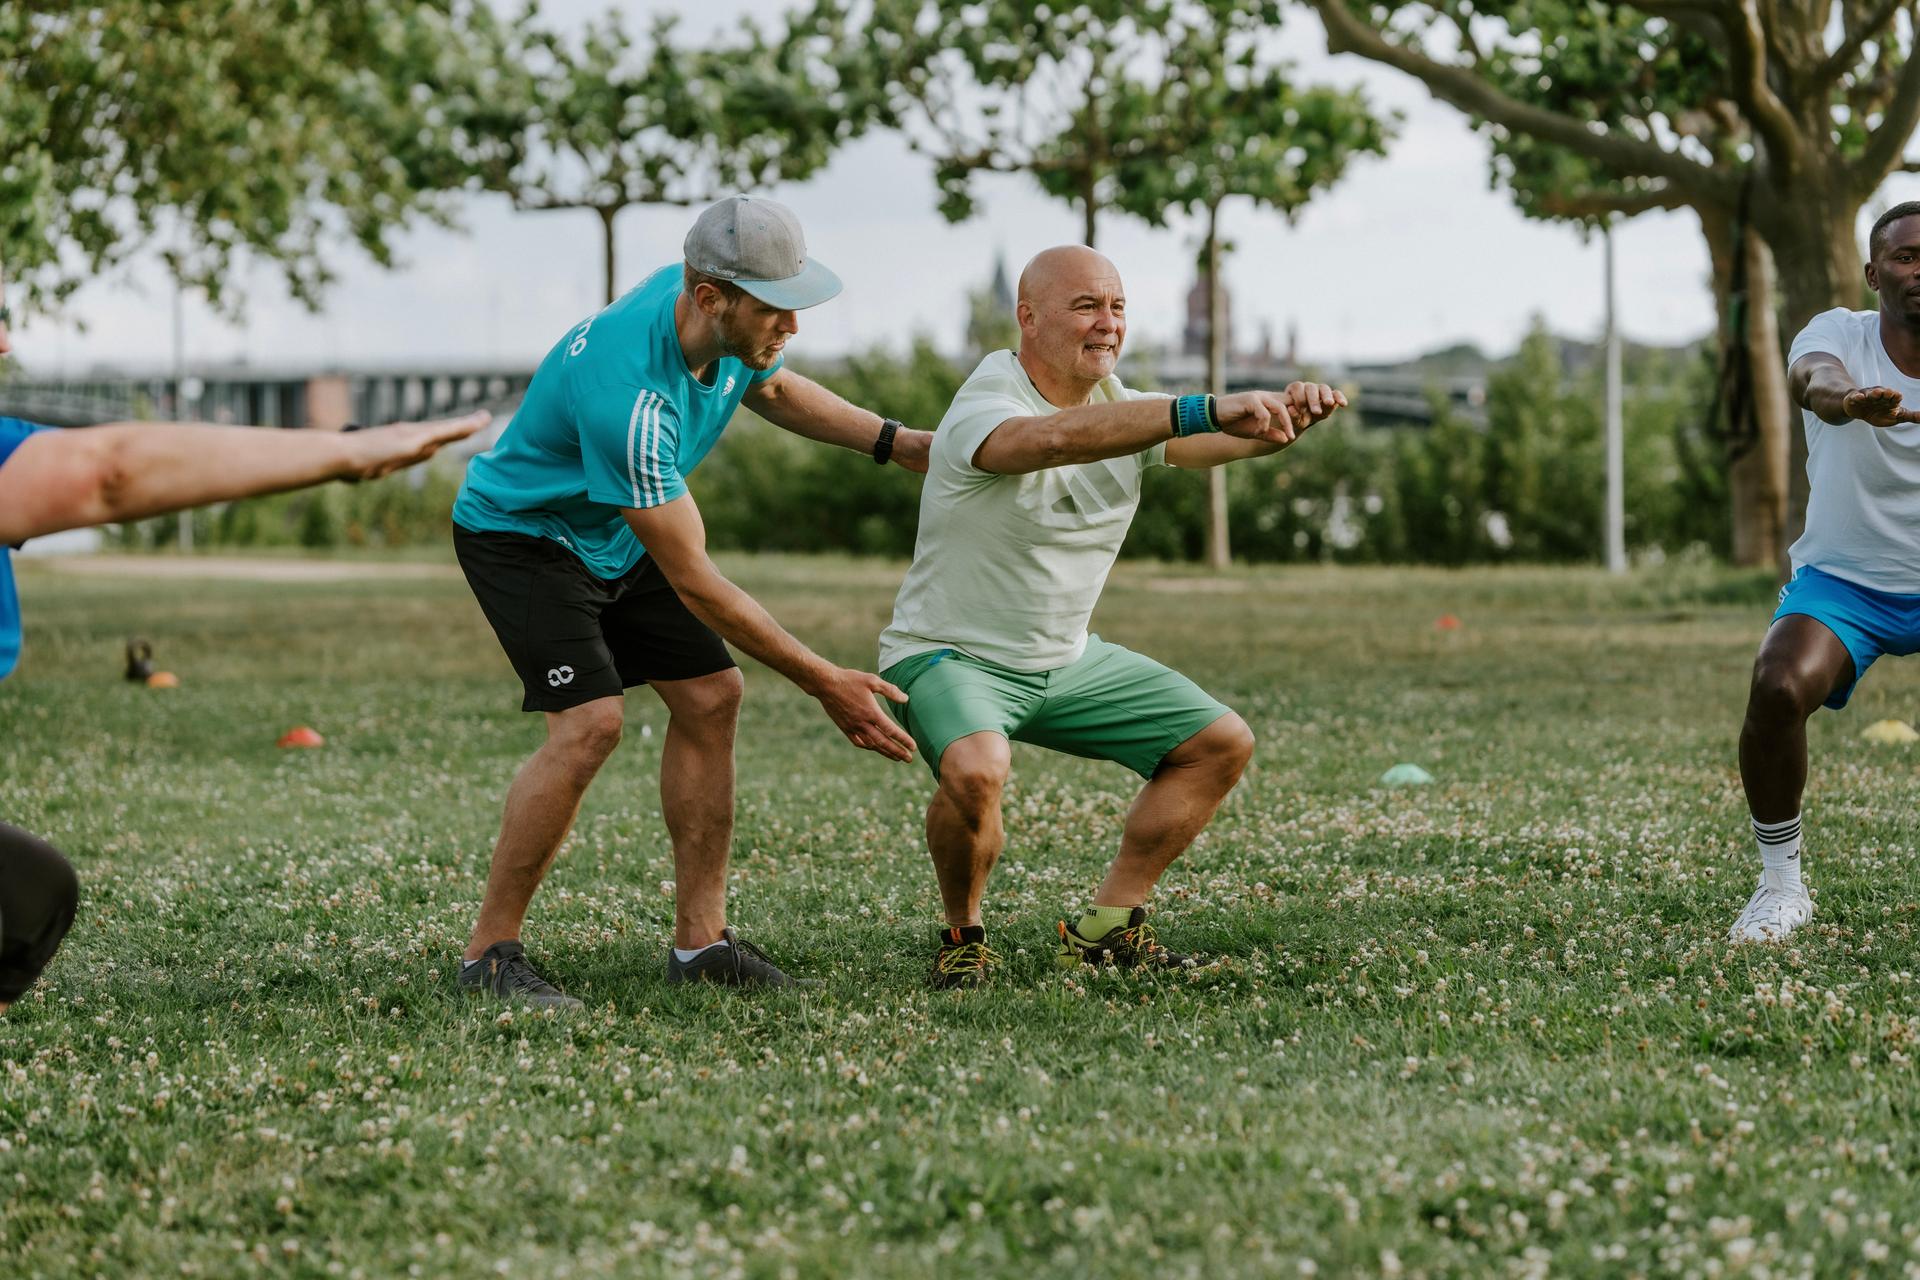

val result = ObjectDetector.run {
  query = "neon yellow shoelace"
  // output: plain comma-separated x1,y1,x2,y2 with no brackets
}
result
936,942,999,974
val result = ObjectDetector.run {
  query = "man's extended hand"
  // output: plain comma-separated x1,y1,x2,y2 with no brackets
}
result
345,411,491,481
1840,386,1920,428
890,427,935,474
1214,384,1348,446
1284,381,1347,430
812,667,917,761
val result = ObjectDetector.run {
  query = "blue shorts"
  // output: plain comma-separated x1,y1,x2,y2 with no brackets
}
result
1773,565,1920,709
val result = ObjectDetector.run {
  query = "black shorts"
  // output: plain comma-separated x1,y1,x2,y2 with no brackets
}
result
0,821,79,1004
454,526,736,712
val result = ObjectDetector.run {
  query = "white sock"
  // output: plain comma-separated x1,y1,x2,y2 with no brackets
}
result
1753,814,1804,893
673,939,730,963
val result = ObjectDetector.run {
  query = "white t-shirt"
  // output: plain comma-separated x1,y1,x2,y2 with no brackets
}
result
879,350,1169,672
1788,308,1920,592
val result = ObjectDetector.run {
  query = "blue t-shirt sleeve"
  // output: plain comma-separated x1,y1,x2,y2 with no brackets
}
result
0,418,52,681
0,416,53,469
575,383,689,510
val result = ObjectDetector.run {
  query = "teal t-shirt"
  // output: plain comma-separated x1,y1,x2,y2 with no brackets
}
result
453,265,782,578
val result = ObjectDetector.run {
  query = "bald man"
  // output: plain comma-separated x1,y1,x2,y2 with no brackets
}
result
878,246,1346,987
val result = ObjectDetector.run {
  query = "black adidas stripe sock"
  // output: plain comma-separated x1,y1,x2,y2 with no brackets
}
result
1752,814,1804,893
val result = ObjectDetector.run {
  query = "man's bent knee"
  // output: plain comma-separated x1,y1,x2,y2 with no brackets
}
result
548,698,624,768
938,734,1011,815
1746,658,1829,726
1168,712,1255,780
656,668,745,728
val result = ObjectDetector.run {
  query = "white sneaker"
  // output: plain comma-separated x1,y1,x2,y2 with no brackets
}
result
1727,880,1813,943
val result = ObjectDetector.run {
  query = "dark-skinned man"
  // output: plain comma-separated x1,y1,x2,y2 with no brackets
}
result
0,260,487,1013
1729,200,1920,942
450,196,933,1002
875,245,1346,986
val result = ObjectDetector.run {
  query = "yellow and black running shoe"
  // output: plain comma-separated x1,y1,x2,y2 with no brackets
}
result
931,924,1000,989
1056,907,1199,970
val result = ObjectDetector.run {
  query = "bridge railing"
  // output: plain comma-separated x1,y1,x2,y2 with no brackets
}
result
0,367,532,431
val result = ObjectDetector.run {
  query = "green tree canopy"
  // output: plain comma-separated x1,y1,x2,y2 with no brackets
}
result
1304,0,1920,551
874,0,1298,245
0,0,520,312
498,2,885,303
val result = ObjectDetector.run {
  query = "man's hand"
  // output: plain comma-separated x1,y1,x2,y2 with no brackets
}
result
811,667,917,761
1212,390,1297,445
344,411,491,481
1840,386,1920,428
1214,384,1346,445
1284,381,1347,430
890,427,934,474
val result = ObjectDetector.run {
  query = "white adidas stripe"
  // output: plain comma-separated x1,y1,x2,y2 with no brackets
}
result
637,387,660,506
644,392,664,506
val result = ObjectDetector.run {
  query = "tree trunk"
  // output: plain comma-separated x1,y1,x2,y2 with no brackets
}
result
1081,173,1098,248
1743,234,1793,578
598,205,619,306
1701,205,1791,571
1759,195,1864,555
1205,200,1230,570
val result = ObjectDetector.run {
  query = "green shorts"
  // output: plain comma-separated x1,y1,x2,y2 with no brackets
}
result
881,635,1232,781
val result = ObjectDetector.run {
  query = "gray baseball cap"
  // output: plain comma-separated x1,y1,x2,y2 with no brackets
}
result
683,195,842,311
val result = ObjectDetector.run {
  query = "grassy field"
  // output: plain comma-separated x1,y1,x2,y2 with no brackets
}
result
3,553,1918,1278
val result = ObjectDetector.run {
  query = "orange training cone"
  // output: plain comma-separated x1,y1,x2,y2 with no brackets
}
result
277,726,325,749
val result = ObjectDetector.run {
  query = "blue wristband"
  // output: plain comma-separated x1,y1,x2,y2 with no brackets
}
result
1173,394,1219,437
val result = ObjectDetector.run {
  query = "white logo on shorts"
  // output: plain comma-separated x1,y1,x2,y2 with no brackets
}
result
547,665,576,687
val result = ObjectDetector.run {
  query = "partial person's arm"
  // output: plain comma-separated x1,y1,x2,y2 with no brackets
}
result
621,495,917,762
974,389,1304,475
1166,383,1348,469
741,368,933,473
0,413,489,545
1790,352,1920,427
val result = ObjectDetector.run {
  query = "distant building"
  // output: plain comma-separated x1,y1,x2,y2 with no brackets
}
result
966,251,1020,355
1182,272,1234,359
989,255,1013,315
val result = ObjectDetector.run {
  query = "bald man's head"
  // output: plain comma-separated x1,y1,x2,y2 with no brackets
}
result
1015,246,1127,401
1016,246,1118,308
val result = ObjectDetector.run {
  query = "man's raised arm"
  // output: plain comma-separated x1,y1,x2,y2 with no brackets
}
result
622,495,918,762
0,413,489,546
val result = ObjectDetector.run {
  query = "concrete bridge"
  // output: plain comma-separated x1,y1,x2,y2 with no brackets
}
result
0,365,532,431
1147,354,1487,428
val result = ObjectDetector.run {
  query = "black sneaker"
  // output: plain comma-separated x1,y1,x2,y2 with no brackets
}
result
665,927,806,987
456,940,583,1010
930,924,999,989
1055,906,1200,971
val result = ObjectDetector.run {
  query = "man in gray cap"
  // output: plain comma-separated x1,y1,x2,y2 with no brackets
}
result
451,195,930,1002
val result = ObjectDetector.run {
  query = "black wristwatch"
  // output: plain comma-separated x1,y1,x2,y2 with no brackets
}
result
872,418,902,464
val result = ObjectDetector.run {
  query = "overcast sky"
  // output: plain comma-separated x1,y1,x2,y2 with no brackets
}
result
17,0,1920,378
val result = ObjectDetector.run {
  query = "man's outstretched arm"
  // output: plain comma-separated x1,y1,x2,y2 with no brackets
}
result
741,369,933,473
975,388,1304,475
0,413,489,545
1790,353,1920,427
1165,383,1347,469
622,495,917,762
